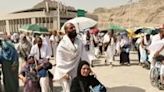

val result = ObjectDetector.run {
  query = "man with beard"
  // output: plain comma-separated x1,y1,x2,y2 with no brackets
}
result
54,23,88,92
30,37,51,92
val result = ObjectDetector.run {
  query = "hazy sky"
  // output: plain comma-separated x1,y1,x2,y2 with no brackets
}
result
0,0,138,15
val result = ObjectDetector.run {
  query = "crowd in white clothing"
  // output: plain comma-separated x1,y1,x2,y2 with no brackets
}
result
0,22,163,92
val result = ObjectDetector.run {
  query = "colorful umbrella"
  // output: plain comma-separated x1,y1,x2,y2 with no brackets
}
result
127,29,135,38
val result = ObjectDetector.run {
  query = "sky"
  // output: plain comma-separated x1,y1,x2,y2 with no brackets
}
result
0,0,138,15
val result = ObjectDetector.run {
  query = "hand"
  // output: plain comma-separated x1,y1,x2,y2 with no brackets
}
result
40,63,44,67
154,51,160,57
22,77,27,83
63,74,70,80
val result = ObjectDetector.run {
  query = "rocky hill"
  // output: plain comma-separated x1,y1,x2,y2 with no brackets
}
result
93,0,164,29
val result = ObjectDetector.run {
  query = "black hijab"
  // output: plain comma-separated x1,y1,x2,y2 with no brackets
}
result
76,61,100,90
77,61,90,77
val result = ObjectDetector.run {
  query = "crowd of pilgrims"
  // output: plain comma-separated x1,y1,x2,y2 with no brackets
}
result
0,23,163,92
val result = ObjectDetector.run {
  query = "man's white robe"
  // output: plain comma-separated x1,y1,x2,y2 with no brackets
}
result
103,33,116,63
54,35,88,80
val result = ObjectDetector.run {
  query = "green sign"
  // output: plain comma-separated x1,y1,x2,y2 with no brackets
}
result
77,9,86,17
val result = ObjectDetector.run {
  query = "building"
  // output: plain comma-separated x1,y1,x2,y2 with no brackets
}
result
0,0,98,34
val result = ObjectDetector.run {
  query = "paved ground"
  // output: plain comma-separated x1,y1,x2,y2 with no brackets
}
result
1,48,163,92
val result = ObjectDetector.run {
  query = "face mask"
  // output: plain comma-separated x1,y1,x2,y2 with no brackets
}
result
68,30,77,39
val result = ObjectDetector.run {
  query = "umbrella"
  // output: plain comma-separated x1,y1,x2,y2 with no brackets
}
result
134,28,143,34
19,24,48,33
127,29,135,38
144,28,159,35
60,17,97,33
109,24,126,31
134,27,159,35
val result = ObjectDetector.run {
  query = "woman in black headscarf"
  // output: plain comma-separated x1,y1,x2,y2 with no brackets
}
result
70,61,106,92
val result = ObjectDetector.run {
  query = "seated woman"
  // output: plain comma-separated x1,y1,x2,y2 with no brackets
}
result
70,61,106,92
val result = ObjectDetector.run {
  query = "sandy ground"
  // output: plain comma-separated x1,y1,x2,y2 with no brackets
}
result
91,51,163,92
48,51,163,92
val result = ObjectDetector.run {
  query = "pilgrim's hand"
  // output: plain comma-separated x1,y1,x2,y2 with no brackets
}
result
154,51,160,57
63,74,70,80
21,77,27,84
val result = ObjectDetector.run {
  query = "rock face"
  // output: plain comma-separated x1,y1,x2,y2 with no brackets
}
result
33,0,76,11
93,0,164,28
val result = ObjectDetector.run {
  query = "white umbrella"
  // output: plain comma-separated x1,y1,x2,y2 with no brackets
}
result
60,17,97,33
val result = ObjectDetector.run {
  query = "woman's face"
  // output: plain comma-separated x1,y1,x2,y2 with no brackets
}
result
81,64,91,77
27,57,35,64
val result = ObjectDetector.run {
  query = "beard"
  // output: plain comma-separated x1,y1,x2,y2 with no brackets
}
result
67,30,77,39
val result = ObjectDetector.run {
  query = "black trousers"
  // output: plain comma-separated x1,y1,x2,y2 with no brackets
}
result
120,52,130,64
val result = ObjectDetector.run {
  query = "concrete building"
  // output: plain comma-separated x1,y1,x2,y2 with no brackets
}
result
0,0,97,34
